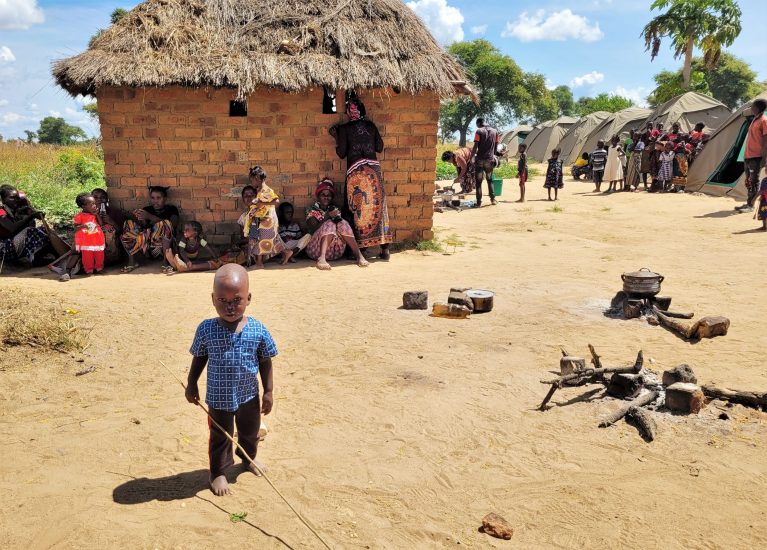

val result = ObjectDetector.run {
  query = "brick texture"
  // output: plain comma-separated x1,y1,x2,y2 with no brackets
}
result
96,86,438,244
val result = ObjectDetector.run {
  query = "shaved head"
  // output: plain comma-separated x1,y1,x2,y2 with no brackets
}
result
214,264,249,293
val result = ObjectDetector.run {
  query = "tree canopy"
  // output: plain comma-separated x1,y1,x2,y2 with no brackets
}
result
36,117,87,145
647,52,765,108
439,40,552,146
642,0,742,89
551,85,576,117
575,93,635,116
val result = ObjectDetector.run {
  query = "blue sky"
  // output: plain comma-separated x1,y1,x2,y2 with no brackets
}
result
0,0,764,139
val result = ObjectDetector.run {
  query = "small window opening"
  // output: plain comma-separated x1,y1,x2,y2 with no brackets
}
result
229,100,248,117
322,88,336,114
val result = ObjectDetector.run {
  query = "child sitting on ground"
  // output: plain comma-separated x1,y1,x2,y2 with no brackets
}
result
186,264,277,496
277,202,310,262
590,141,607,193
543,148,564,201
165,221,218,272
516,143,528,203
69,192,105,279
572,152,590,180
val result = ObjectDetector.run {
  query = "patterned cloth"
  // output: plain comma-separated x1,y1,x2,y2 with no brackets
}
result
658,151,675,181
543,158,564,189
190,317,278,412
758,179,767,221
243,184,286,257
121,219,173,258
346,158,392,248
0,226,48,263
305,219,354,261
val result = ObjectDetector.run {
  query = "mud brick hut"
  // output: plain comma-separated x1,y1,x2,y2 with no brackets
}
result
53,0,470,245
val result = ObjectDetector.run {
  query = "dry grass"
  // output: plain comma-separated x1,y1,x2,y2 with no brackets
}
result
53,0,467,98
0,288,90,353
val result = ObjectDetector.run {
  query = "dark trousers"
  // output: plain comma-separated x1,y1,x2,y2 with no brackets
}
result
208,396,261,478
745,157,763,206
475,159,496,203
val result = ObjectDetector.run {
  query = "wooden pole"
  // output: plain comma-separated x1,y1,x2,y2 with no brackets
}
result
702,385,767,410
159,361,333,550
599,390,658,428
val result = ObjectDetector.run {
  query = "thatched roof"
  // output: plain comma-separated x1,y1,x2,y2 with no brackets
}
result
53,0,470,98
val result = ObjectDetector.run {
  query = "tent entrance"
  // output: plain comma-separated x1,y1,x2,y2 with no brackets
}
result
705,116,752,187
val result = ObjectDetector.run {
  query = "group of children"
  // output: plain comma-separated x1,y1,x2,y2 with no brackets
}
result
581,121,707,194
514,143,563,202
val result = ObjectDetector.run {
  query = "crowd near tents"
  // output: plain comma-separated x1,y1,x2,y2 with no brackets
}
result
499,90,763,202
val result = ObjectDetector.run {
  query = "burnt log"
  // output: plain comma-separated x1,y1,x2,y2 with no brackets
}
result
622,300,643,319
606,373,644,399
691,316,730,339
599,390,659,428
701,385,767,411
654,296,672,310
560,356,587,386
653,307,694,338
660,310,695,320
626,406,657,441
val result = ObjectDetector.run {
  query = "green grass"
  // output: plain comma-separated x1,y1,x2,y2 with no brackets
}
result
0,142,105,227
546,205,564,213
415,238,443,252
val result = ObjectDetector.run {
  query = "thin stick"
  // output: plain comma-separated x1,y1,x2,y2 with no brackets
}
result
159,361,333,550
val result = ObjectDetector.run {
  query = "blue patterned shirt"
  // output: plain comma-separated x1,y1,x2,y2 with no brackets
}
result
189,317,278,412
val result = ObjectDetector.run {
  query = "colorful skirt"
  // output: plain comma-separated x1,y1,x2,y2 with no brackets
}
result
0,226,48,264
248,209,286,257
208,249,248,269
306,220,353,261
460,159,477,194
657,160,673,182
121,219,173,259
346,159,392,248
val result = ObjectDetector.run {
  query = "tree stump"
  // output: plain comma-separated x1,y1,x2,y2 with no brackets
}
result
402,291,428,310
607,373,644,399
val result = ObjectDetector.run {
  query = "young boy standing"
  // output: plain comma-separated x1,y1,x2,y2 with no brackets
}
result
590,141,608,193
186,264,277,496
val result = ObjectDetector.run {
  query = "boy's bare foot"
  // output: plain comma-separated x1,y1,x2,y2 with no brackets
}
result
280,249,293,265
357,257,369,267
316,259,331,270
245,458,268,477
210,475,230,496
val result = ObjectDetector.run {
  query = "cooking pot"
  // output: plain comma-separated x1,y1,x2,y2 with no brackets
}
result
621,268,664,297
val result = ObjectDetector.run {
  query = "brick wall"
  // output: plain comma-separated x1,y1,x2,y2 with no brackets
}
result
96,86,438,245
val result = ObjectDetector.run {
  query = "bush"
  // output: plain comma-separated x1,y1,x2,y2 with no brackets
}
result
0,143,105,226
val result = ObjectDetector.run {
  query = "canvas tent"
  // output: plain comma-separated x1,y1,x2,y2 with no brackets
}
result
558,111,611,164
500,125,533,148
576,107,653,160
643,92,730,134
520,123,546,152
686,92,767,201
525,116,579,161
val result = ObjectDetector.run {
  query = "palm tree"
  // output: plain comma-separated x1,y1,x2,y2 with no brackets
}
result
642,0,742,91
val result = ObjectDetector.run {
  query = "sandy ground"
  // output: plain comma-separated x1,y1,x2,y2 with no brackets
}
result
2,166,767,549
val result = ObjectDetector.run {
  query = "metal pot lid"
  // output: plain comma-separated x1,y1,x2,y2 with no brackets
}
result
623,267,662,279
466,289,495,298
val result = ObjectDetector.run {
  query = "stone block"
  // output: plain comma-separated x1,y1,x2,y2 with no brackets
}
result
402,291,428,310
665,383,705,414
448,290,474,311
662,365,697,386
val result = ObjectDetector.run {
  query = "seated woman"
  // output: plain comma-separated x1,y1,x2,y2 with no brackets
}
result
277,202,310,262
0,185,50,267
305,179,367,270
120,186,179,273
441,147,475,194
92,188,126,265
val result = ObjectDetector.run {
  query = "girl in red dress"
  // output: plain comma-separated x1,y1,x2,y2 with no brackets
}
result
73,193,105,274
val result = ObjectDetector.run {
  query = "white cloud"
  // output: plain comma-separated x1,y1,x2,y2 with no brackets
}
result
0,46,15,62
407,0,464,45
0,112,33,126
0,99,7,107
612,86,649,107
49,110,61,117
0,0,44,30
545,79,556,91
502,9,603,43
570,71,605,88
470,24,487,36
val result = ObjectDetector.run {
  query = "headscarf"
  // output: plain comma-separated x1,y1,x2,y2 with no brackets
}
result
315,178,335,199
346,98,366,121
